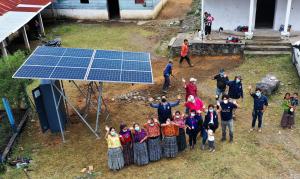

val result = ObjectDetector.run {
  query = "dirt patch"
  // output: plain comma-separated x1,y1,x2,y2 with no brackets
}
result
157,0,193,20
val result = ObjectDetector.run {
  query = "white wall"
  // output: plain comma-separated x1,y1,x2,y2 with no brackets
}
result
203,0,250,30
290,0,300,31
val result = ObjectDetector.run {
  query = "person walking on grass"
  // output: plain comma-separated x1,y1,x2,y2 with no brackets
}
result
217,95,238,143
248,86,268,132
105,126,125,171
213,69,229,101
144,118,162,162
162,59,173,93
149,95,181,124
179,39,193,67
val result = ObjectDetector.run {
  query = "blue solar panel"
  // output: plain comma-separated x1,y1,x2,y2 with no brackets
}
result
64,48,94,58
121,71,152,83
34,46,66,56
95,50,122,59
13,46,153,84
87,69,121,81
122,61,151,71
50,67,87,80
92,59,122,69
14,66,54,78
123,52,149,61
25,55,61,66
58,57,90,68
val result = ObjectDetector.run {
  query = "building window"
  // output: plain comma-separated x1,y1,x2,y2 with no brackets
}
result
80,0,89,4
135,0,145,4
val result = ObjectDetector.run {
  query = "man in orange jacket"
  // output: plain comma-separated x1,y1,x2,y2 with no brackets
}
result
179,39,193,67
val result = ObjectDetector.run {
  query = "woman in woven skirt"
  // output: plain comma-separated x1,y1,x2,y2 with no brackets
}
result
173,111,187,152
161,118,179,158
281,93,293,128
105,126,124,171
132,123,149,166
144,117,162,162
119,123,134,166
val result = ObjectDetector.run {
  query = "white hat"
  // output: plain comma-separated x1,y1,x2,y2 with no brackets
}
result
190,78,197,82
187,95,195,102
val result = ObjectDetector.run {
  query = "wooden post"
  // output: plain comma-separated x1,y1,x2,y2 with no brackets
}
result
21,26,30,50
1,41,8,57
38,13,45,36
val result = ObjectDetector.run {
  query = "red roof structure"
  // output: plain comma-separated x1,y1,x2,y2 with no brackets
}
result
0,0,51,16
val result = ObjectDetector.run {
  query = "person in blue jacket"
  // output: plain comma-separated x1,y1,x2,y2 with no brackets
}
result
201,104,219,150
185,110,203,150
150,95,181,124
162,59,173,93
226,75,243,119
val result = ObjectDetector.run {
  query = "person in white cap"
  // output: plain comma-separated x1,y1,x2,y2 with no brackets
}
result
182,77,198,101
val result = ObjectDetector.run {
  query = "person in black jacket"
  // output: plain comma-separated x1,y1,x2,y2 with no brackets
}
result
213,69,229,101
226,75,243,119
201,104,219,150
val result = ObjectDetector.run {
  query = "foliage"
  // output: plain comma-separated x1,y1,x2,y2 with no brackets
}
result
0,51,31,109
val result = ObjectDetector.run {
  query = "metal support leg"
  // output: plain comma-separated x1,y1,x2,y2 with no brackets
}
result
53,83,100,139
95,82,103,133
60,80,70,123
50,81,65,143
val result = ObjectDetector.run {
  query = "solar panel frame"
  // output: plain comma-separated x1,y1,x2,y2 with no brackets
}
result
13,46,154,84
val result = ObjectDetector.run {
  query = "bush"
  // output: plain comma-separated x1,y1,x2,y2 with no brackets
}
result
0,51,31,109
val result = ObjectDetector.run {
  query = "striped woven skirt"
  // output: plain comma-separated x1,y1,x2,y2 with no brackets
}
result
133,142,149,166
281,111,293,128
147,137,162,162
122,142,134,166
177,128,187,152
107,147,125,170
163,136,178,158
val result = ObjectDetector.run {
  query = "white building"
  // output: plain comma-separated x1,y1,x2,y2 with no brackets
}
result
202,0,300,38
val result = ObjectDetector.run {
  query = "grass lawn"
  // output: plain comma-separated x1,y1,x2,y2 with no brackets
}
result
1,22,300,178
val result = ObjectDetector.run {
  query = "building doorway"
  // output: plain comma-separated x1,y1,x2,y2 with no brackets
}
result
255,0,276,28
107,0,120,19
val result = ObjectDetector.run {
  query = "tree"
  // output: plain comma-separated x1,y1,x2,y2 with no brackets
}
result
0,51,31,109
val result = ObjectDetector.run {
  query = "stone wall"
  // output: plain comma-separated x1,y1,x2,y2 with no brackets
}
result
169,40,245,57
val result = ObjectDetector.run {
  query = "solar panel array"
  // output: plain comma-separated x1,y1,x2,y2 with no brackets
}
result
13,46,153,84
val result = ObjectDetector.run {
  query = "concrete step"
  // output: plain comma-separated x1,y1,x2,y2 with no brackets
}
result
245,45,291,51
246,41,291,46
244,50,292,55
253,36,281,41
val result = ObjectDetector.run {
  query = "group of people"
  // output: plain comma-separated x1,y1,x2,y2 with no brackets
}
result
281,92,298,129
105,60,287,171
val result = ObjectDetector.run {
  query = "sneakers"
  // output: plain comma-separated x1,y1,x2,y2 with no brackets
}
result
201,144,205,150
189,64,194,67
249,128,255,132
258,128,262,133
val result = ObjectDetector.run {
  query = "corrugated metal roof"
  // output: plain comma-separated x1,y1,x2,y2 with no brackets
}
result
0,0,52,43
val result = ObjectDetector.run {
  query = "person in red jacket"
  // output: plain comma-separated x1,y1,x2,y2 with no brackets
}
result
179,39,193,67
185,95,205,114
182,77,198,101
